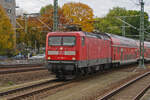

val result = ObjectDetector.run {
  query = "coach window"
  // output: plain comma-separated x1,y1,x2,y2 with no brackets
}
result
117,47,120,53
145,49,146,53
114,48,116,53
82,37,85,46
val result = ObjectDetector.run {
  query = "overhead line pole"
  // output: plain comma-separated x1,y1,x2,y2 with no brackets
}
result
24,14,28,34
139,0,145,68
122,16,126,36
53,0,58,31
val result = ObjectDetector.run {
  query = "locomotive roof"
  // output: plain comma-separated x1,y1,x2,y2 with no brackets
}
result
47,31,111,40
47,31,85,36
106,33,138,48
83,32,110,40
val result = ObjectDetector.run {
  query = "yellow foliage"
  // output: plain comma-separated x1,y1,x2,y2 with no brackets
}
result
0,5,14,54
62,2,94,32
16,16,44,48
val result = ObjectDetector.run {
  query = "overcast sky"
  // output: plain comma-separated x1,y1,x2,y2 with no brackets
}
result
16,0,150,18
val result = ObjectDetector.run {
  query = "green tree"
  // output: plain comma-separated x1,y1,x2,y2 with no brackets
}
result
94,7,149,38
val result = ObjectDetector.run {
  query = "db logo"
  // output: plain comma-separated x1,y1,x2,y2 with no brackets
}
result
57,57,64,59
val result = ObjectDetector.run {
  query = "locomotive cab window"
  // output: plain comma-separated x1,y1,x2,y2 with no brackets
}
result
49,36,76,46
49,36,61,46
63,36,76,46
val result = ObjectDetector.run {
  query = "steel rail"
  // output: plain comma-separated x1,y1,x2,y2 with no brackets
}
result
0,79,58,98
0,64,43,68
0,67,46,75
97,71,150,100
8,81,70,100
133,83,150,100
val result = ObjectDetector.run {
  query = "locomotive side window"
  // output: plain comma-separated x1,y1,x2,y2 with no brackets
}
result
49,36,76,46
49,37,61,46
82,37,85,46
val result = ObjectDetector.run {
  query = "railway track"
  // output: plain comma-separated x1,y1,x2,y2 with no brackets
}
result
0,67,119,100
1,64,149,100
0,64,44,69
0,64,46,75
97,70,150,100
0,79,71,100
0,67,46,75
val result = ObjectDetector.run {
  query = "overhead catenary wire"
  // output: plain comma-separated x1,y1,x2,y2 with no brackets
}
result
130,0,140,6
116,16,150,34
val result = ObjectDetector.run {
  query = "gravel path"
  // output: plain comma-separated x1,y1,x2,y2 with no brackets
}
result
43,67,139,100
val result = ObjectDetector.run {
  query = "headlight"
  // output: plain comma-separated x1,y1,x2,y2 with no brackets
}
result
64,51,76,55
48,57,51,60
72,57,76,60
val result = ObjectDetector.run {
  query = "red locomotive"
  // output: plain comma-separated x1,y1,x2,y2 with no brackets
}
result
45,31,150,79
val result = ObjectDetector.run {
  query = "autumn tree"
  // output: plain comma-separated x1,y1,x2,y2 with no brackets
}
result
40,4,67,31
27,17,43,51
16,16,44,53
62,2,94,32
0,5,15,55
16,16,26,44
40,4,53,31
16,5,67,54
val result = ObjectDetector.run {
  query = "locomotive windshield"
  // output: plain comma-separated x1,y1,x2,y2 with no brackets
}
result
49,36,76,46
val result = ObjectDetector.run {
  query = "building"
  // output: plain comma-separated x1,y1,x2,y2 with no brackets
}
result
0,0,16,28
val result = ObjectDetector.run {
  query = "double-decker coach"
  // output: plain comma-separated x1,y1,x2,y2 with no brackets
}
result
144,41,150,61
107,33,139,66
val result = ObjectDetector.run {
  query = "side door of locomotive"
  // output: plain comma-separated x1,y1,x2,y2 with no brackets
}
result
84,36,90,66
80,36,88,67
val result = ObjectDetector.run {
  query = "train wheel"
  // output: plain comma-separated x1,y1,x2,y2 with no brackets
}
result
117,63,120,67
81,68,86,76
99,65,104,72
84,68,88,75
88,67,92,74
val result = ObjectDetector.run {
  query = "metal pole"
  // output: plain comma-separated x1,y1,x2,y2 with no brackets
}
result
139,0,145,68
122,16,126,37
53,0,58,31
24,14,27,34
24,14,30,47
35,40,37,54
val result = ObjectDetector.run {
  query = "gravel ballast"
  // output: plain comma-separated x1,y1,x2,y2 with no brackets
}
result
43,67,141,100
0,70,52,88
